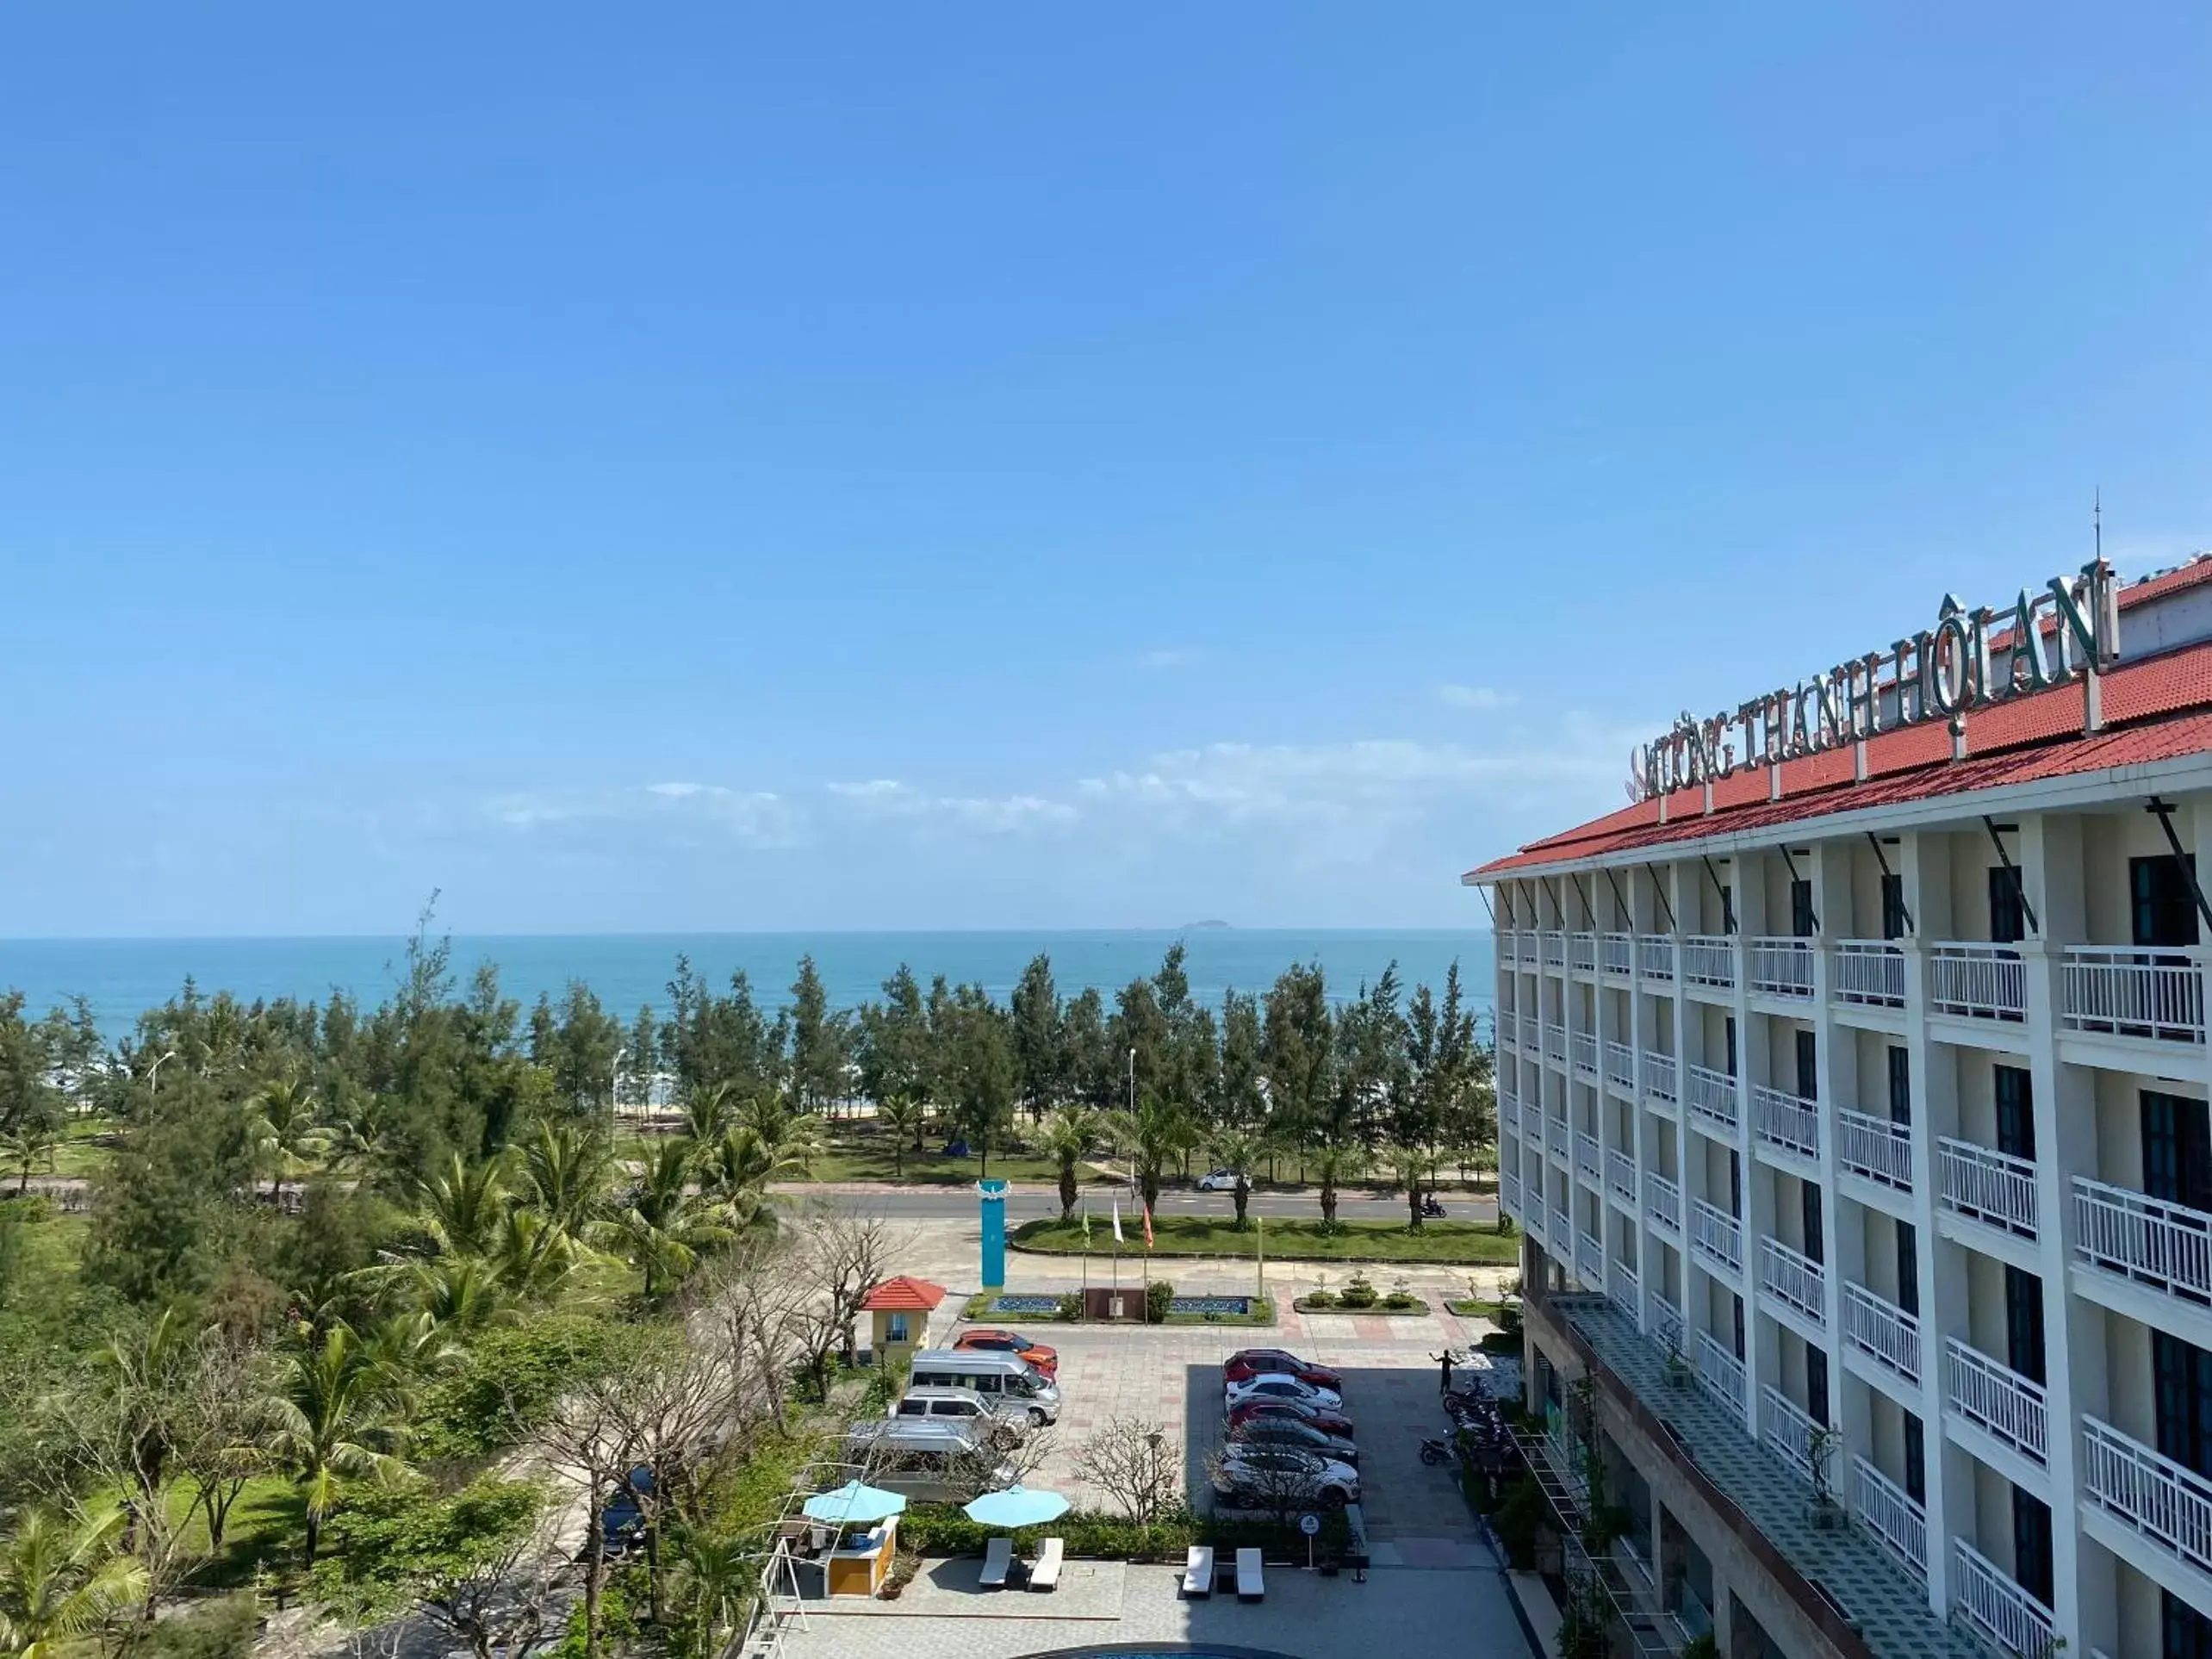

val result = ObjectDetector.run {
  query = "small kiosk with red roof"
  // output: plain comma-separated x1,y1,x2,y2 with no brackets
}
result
858,1275,946,1370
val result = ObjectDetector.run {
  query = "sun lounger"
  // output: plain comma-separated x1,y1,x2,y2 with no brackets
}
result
979,1536,1014,1589
1236,1546,1264,1602
1028,1537,1064,1591
1182,1544,1215,1598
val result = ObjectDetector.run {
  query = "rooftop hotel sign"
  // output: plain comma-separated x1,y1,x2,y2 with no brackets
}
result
1630,559,2122,803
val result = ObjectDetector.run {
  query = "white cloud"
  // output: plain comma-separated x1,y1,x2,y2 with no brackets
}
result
1137,647,1202,670
1438,683,1517,711
486,784,803,847
827,779,1078,834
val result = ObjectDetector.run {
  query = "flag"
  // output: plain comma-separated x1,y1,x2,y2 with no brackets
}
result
1112,1199,1125,1244
1143,1203,1154,1249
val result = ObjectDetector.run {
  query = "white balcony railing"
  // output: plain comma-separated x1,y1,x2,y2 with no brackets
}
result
1946,1338,2048,1464
1749,936,1816,998
1937,1137,2039,1238
1697,1330,1746,1417
1500,1171,1522,1215
1842,1281,1923,1384
1691,1198,1743,1277
1543,1021,1566,1062
1498,931,1520,966
1570,1029,1599,1076
1928,943,2026,1022
1549,1124,1570,1166
1500,1096,1520,1139
1607,1257,1640,1324
1953,1538,2056,1659
1496,1008,1517,1047
1569,931,1597,972
1607,1149,1637,1208
2062,944,2207,1043
1600,931,1633,977
1752,1083,1821,1160
1637,935,1675,982
1645,1171,1682,1234
1837,1108,1913,1190
1540,930,1566,968
1759,1382,1817,1483
2074,1176,2212,1306
1604,1039,1635,1090
1575,1130,1602,1182
1854,1454,1927,1582
1834,940,1906,1008
1549,1200,1570,1243
1575,1229,1602,1285
1687,1064,1739,1135
1758,1235,1828,1326
1682,934,1735,989
1648,1292,1683,1360
1643,1050,1678,1105
2082,1414,2212,1579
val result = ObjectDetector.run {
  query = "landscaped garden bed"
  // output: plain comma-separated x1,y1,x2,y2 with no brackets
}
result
1010,1214,1519,1264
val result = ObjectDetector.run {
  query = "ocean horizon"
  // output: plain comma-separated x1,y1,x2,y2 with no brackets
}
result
0,929,1496,1041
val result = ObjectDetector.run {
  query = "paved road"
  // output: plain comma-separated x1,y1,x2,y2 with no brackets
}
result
783,1186,1499,1223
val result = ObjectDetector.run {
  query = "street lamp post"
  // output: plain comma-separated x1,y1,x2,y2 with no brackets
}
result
611,1046,627,1134
1126,1047,1138,1197
146,1049,177,1097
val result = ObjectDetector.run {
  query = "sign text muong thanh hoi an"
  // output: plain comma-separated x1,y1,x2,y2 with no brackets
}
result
1631,560,2122,803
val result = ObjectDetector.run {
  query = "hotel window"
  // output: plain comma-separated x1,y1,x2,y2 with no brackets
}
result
1794,1030,1817,1101
1886,1047,1911,1126
1732,1292,1745,1361
1995,1065,2035,1161
1896,1220,1918,1316
1719,883,1735,935
2165,1589,2212,1659
1790,878,1815,938
1724,1016,1737,1078
1880,872,1908,941
1806,1346,1829,1427
1903,1413,1926,1504
2004,1267,2045,1385
2142,1090,2212,1212
2134,854,2202,948
1989,865,2026,944
2012,1489,2054,1605
1800,1183,1824,1265
2155,1331,2212,1482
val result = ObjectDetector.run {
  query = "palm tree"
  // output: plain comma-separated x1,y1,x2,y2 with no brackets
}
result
406,1256,519,1335
263,1323,406,1567
245,1077,326,1200
1385,1144,1429,1228
742,1095,826,1176
519,1117,612,1244
0,1122,57,1197
1108,1097,1196,1212
1206,1128,1260,1227
322,1085,396,1177
418,1153,513,1258
485,1205,593,1303
616,1140,731,1301
873,1095,927,1173
0,1506,146,1659
681,1080,743,1145
1309,1140,1366,1229
1038,1107,1101,1221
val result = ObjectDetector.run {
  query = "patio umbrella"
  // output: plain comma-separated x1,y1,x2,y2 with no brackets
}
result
801,1482,908,1528
962,1485,1072,1530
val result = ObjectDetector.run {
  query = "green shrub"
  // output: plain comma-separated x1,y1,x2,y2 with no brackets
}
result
130,1594,258,1659
1479,1329,1521,1355
1145,1279,1172,1323
1380,1293,1420,1311
1055,1291,1083,1322
895,1504,1345,1563
1491,1476,1544,1571
415,1314,648,1461
1302,1289,1337,1308
1339,1274,1377,1309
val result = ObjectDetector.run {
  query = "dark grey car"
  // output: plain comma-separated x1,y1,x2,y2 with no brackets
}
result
1228,1415,1360,1468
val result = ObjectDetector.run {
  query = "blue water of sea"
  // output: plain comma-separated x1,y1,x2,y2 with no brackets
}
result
0,930,1494,1040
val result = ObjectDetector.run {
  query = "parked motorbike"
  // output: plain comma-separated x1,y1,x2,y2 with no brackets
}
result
1418,1436,1455,1466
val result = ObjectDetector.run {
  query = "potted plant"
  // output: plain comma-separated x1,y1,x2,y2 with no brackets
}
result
1805,1423,1843,1528
1662,1327,1692,1388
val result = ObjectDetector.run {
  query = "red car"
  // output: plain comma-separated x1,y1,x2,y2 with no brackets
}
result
1223,1348,1344,1391
1227,1397,1355,1439
954,1327,1059,1377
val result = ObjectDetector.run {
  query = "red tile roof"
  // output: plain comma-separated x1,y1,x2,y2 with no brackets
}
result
859,1275,948,1312
1468,639,2212,879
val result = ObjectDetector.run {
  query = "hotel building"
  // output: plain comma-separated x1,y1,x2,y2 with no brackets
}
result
1469,555,2212,1659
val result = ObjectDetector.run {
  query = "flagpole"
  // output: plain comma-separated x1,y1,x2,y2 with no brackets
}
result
1257,1213,1265,1305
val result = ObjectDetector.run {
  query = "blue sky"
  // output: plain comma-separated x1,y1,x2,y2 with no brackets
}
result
3,4,2209,935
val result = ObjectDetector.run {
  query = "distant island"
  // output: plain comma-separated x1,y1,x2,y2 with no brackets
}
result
1181,919,1233,930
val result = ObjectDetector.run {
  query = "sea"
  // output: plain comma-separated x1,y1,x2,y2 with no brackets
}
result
0,930,1496,1042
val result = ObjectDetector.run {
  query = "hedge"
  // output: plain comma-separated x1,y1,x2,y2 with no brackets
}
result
895,1503,1350,1561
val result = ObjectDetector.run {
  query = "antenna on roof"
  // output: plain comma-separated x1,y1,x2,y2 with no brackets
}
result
2095,487,2103,565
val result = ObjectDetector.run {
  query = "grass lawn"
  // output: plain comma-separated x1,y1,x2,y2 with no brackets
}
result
790,1123,1125,1187
1010,1215,1521,1264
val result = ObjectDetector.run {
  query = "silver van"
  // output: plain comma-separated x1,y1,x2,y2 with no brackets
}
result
843,1417,1015,1504
906,1348,1062,1426
892,1383,1032,1440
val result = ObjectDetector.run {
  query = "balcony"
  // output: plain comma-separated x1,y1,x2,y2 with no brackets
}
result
1834,940,1906,1009
1607,1148,1637,1208
1496,1008,1517,1047
1498,930,1520,966
1945,1338,2048,1465
1928,943,2025,1022
1569,930,1597,972
1543,1021,1566,1063
1575,1228,1602,1285
1644,1171,1682,1234
1549,1199,1570,1242
1837,1108,1913,1190
1642,1049,1678,1105
1757,1235,1828,1327
1690,1197,1743,1277
1603,1038,1634,1090
1686,1063,1739,1136
1752,1083,1821,1161
2074,1176,2212,1307
1500,1096,1520,1139
1645,1290,1683,1358
1854,1454,1927,1583
1682,934,1735,989
1606,1257,1639,1324
2062,944,2207,1043
1759,1382,1818,1483
1575,1130,1602,1183
1570,1029,1598,1077
1842,1282,1923,1386
1697,1329,1746,1417
1600,931,1632,977
1540,930,1566,968
1953,1539,2054,1658
1749,936,1815,999
1937,1136,2038,1239
1501,1171,1522,1214
2082,1414,2212,1579
1637,935,1675,982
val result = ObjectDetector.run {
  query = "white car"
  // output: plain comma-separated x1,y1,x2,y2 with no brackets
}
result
1224,1372,1344,1413
1196,1169,1244,1192
1212,1444,1361,1509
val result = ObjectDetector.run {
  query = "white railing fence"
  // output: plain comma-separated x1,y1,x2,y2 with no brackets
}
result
2073,1176,2212,1306
1682,935,1736,989
1837,1108,1914,1190
1571,1029,1598,1075
1607,1148,1637,1207
1758,1235,1828,1327
1697,1329,1746,1417
1645,1171,1682,1233
1691,1197,1743,1275
1928,943,2026,1021
1952,1538,2055,1659
1637,935,1676,981
1759,1382,1817,1482
1643,1050,1679,1104
1541,931,1566,968
1842,1281,1923,1384
1575,1130,1602,1180
1946,1339,2048,1464
2061,944,2206,1043
2082,1414,2212,1578
1834,940,1906,1008
1749,936,1815,998
1752,1083,1822,1160
1853,1455,1926,1581
1937,1136,2040,1238
1544,1021,1567,1062
1604,1039,1635,1090
1687,1064,1740,1134
1600,931,1633,976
